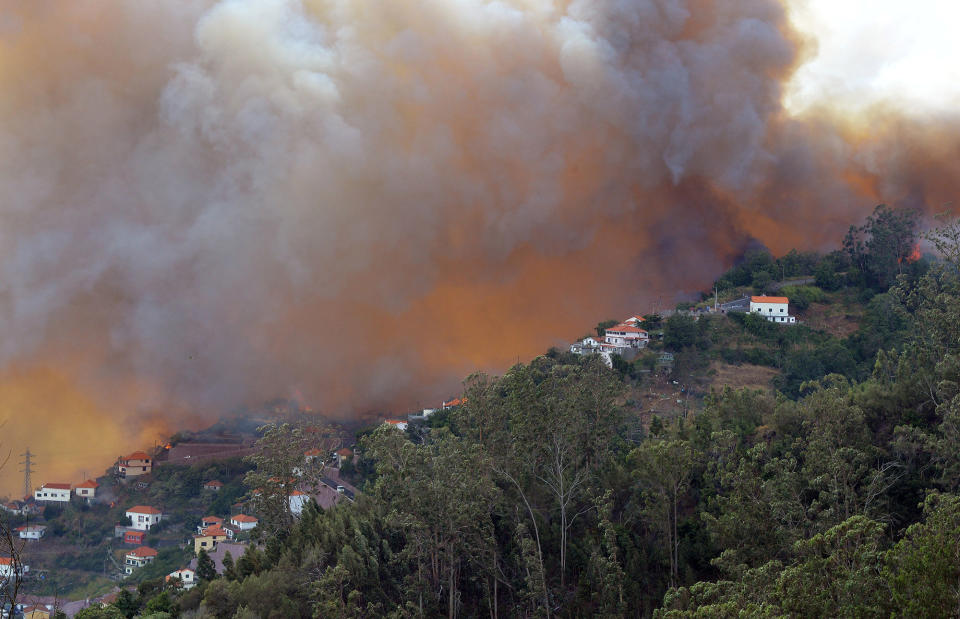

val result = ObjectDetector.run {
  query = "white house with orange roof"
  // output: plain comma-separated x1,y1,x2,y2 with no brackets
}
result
0,556,28,579
75,479,99,500
124,546,157,574
34,483,71,503
603,323,650,347
750,296,796,323
198,516,223,533
126,505,163,530
167,568,196,590
383,419,408,431
118,451,152,478
15,525,46,541
229,514,258,531
570,315,649,364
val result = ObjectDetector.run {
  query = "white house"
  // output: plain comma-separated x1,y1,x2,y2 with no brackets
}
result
603,323,649,347
289,490,310,515
124,546,157,574
383,419,408,431
34,483,71,503
571,316,650,362
15,525,46,541
229,514,258,531
197,516,223,534
749,296,796,324
167,568,196,590
0,557,28,579
75,479,98,500
2,501,26,515
126,505,163,530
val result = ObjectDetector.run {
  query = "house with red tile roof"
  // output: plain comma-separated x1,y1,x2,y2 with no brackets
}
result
118,451,152,478
750,296,796,323
125,505,163,531
203,480,223,491
199,516,223,531
15,525,46,541
75,479,99,500
334,447,354,467
124,546,157,574
0,556,28,579
124,530,146,545
34,483,71,503
193,525,228,554
229,514,258,531
167,568,196,590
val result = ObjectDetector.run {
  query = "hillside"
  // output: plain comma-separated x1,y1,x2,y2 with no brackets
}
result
5,206,959,618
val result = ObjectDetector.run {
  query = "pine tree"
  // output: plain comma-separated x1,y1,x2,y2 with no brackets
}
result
196,548,217,582
222,550,237,581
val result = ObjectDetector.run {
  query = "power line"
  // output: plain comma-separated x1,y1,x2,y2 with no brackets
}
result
19,448,35,499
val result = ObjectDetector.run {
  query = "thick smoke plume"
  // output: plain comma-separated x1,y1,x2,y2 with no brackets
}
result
0,0,958,492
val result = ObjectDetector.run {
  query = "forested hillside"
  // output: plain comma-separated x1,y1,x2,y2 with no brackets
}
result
81,209,960,618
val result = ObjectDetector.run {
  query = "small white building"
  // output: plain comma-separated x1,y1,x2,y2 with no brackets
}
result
749,296,796,324
75,479,99,500
34,483,71,503
0,556,28,579
126,505,163,531
15,525,46,541
124,546,157,574
289,490,310,515
167,568,196,590
229,514,258,531
383,419,408,431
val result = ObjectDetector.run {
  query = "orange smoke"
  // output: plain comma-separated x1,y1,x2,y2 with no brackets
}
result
0,367,174,496
0,0,958,481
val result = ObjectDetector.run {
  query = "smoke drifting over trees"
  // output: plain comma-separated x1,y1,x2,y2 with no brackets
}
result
0,0,958,486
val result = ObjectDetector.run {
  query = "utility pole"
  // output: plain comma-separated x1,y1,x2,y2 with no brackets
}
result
19,448,34,499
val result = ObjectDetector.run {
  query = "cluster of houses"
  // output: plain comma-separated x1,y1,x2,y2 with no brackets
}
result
570,315,649,365
192,513,259,554
2,441,367,587
6,448,153,514
569,296,797,366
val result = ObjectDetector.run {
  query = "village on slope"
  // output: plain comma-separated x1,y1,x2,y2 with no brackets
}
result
0,438,362,612
569,295,796,367
0,395,477,614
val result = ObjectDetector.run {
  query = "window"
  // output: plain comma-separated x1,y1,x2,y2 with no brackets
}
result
780,308,784,312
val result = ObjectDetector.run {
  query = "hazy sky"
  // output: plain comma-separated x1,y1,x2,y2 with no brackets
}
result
787,0,960,113
0,0,958,496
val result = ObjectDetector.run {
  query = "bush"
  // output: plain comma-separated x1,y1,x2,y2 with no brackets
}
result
780,285,826,312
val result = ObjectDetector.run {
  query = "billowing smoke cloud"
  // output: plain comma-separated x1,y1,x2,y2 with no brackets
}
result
0,0,958,492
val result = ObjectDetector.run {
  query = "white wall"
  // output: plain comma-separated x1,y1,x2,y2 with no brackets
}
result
127,511,162,531
34,487,70,502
